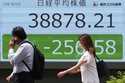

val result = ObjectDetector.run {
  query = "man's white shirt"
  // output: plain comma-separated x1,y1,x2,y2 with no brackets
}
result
8,41,34,77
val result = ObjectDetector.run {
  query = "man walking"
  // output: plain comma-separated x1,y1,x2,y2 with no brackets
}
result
6,26,34,83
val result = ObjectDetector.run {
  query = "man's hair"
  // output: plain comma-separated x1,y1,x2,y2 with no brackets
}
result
12,26,27,40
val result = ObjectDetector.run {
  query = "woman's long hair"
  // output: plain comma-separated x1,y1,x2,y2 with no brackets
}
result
79,34,96,57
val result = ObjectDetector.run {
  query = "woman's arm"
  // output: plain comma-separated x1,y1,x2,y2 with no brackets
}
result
64,60,86,74
69,68,81,74
57,60,86,78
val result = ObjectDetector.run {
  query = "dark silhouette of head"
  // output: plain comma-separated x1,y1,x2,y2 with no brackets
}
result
12,26,27,44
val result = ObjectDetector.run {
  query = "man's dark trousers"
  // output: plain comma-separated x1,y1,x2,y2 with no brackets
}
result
12,72,34,83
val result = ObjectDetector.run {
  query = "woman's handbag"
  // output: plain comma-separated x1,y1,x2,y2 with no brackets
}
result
96,56,109,78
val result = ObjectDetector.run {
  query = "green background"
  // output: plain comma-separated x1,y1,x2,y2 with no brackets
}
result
2,34,123,61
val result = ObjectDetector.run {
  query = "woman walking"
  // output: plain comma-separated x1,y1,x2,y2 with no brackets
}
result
57,34,99,83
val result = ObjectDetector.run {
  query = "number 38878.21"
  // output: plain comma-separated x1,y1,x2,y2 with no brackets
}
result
29,13,115,28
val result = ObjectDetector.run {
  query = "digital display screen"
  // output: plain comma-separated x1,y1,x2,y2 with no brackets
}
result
0,0,124,62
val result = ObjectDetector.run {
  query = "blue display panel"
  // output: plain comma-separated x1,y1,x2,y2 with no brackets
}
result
0,0,125,62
